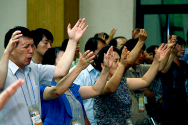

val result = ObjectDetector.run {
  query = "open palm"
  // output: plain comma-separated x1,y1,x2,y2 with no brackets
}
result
155,43,170,62
67,18,89,43
103,46,114,68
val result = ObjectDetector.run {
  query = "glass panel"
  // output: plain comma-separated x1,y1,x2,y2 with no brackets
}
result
144,14,188,48
141,0,188,5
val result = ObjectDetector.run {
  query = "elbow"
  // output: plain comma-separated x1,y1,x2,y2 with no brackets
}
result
107,87,116,94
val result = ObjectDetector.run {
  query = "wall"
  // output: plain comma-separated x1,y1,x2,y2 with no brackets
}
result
0,0,27,58
0,0,135,56
79,0,136,53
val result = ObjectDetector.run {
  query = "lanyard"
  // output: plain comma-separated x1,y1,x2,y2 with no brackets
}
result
15,73,36,106
118,85,131,116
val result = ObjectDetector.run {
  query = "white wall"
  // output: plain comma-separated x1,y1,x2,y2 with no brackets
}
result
0,0,135,56
79,0,136,53
0,0,27,58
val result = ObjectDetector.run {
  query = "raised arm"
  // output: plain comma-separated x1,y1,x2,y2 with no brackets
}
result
0,31,23,90
0,79,25,110
100,29,148,95
43,51,95,100
53,18,89,79
158,35,177,71
127,43,170,91
78,46,114,99
106,28,118,45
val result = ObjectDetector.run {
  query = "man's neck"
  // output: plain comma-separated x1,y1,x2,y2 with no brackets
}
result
10,58,25,71
32,51,43,64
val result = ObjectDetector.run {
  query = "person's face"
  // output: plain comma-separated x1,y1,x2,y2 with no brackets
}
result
93,41,106,55
177,45,185,57
55,51,64,65
109,52,120,77
117,38,127,50
35,36,53,56
11,37,35,69
144,51,154,64
134,50,145,65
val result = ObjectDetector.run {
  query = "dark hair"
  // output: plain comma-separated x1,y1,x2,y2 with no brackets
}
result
4,26,33,49
176,36,186,45
84,37,106,52
109,36,127,47
94,45,121,72
120,38,146,53
94,32,109,40
61,39,69,51
42,47,63,65
146,45,159,53
31,28,54,47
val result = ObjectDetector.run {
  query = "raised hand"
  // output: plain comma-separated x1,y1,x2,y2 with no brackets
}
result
171,44,180,56
167,35,177,48
0,79,25,110
98,32,106,41
138,29,147,43
154,43,170,62
120,46,130,65
109,28,117,39
77,50,95,70
132,28,140,39
103,46,114,68
67,18,89,43
5,30,23,53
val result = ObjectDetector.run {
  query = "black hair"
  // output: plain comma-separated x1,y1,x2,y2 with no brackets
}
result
109,36,127,47
94,45,121,72
84,37,106,52
176,36,186,45
146,45,159,53
31,28,54,47
61,39,69,51
94,32,109,40
42,47,63,65
4,26,33,49
120,38,146,53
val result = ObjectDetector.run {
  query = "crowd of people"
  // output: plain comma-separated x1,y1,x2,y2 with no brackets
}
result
0,18,188,125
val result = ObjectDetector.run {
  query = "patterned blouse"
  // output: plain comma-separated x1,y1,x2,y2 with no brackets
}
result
94,77,132,125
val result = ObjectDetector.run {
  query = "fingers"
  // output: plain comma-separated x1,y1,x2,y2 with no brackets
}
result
11,31,23,42
106,46,113,56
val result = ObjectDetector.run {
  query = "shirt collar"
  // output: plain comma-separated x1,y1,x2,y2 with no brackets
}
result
9,60,31,75
86,64,100,76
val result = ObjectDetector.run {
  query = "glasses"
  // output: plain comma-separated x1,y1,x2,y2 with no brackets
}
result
179,45,186,49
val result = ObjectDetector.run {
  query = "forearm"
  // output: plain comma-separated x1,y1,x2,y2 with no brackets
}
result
161,54,175,73
158,50,171,71
128,40,145,65
0,50,10,90
43,65,82,100
92,66,110,95
106,36,113,45
55,39,77,77
101,64,125,95
142,60,160,87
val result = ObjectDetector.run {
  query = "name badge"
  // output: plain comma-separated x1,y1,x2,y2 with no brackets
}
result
29,107,42,125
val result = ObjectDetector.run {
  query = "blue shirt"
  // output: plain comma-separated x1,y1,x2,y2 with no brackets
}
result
0,60,55,125
40,80,85,125
70,64,100,125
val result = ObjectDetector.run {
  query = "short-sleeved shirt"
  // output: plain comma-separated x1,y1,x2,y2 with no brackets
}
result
123,64,150,125
0,60,55,125
71,64,100,125
94,77,132,125
40,81,85,125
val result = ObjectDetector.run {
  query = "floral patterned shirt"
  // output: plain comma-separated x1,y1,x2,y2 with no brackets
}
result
94,77,132,125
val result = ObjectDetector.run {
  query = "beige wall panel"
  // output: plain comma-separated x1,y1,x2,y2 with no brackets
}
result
27,0,64,47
